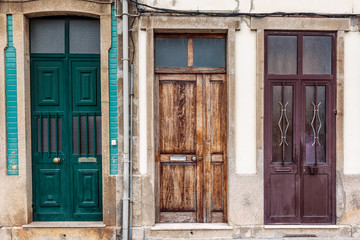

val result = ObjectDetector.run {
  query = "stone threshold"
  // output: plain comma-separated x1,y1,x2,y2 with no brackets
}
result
264,225,339,229
22,221,106,229
151,223,233,231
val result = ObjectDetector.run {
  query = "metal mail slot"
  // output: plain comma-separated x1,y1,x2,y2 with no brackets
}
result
170,156,186,161
78,157,97,163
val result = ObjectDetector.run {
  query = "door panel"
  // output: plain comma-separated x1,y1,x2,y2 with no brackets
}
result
265,32,336,224
157,73,227,223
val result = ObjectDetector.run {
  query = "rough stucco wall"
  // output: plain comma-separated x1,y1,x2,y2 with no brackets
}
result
142,0,360,14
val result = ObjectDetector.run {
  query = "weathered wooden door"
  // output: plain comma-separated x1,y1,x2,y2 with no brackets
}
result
156,73,227,223
264,32,336,224
30,18,102,221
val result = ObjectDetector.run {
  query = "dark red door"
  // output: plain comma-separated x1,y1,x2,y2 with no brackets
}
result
264,32,336,224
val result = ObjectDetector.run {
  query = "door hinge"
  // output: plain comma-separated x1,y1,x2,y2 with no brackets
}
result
333,109,337,115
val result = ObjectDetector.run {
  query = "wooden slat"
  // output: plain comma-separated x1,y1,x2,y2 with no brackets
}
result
212,163,224,212
159,212,197,223
188,39,193,67
155,67,226,74
211,154,223,163
159,74,196,81
204,74,212,222
210,74,225,82
155,33,226,39
211,212,225,223
196,74,204,222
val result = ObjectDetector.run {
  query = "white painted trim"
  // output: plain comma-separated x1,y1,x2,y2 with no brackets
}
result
139,29,147,174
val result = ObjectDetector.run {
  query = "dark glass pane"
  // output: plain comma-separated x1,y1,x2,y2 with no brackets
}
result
272,85,293,163
268,35,297,74
69,19,100,54
193,38,225,68
317,86,326,163
303,36,332,75
30,19,65,53
155,38,188,67
305,86,326,164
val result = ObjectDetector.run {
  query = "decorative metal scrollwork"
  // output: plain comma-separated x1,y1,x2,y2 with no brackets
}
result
278,101,289,146
311,102,322,146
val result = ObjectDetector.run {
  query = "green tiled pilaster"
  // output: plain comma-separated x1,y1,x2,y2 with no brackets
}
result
109,5,118,175
5,15,19,175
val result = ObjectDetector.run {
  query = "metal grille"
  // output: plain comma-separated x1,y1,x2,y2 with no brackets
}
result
36,114,62,154
73,114,101,155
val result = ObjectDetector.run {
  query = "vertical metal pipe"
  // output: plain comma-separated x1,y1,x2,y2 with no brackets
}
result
122,0,130,239
129,64,134,240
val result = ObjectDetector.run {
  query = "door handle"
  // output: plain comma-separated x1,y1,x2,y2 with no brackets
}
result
53,157,61,164
191,156,203,162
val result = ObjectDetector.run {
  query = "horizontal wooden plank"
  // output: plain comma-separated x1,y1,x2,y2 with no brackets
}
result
159,212,197,223
211,154,223,163
159,74,196,81
155,67,226,74
211,212,225,223
155,33,226,39
210,74,225,82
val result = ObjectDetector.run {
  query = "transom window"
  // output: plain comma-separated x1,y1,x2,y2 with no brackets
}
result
30,17,100,54
155,34,226,69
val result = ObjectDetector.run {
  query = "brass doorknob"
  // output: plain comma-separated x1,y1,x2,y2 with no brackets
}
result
53,157,61,164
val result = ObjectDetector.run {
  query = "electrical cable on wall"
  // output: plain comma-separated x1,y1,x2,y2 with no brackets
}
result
128,0,360,18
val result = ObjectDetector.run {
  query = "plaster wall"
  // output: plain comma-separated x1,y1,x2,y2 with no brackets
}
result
344,31,360,174
142,0,358,14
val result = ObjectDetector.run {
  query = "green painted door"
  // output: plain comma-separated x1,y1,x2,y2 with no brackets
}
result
31,18,102,221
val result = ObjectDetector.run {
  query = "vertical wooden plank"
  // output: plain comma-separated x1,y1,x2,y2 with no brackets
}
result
196,74,204,222
204,74,212,222
188,39,193,67
155,74,161,222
